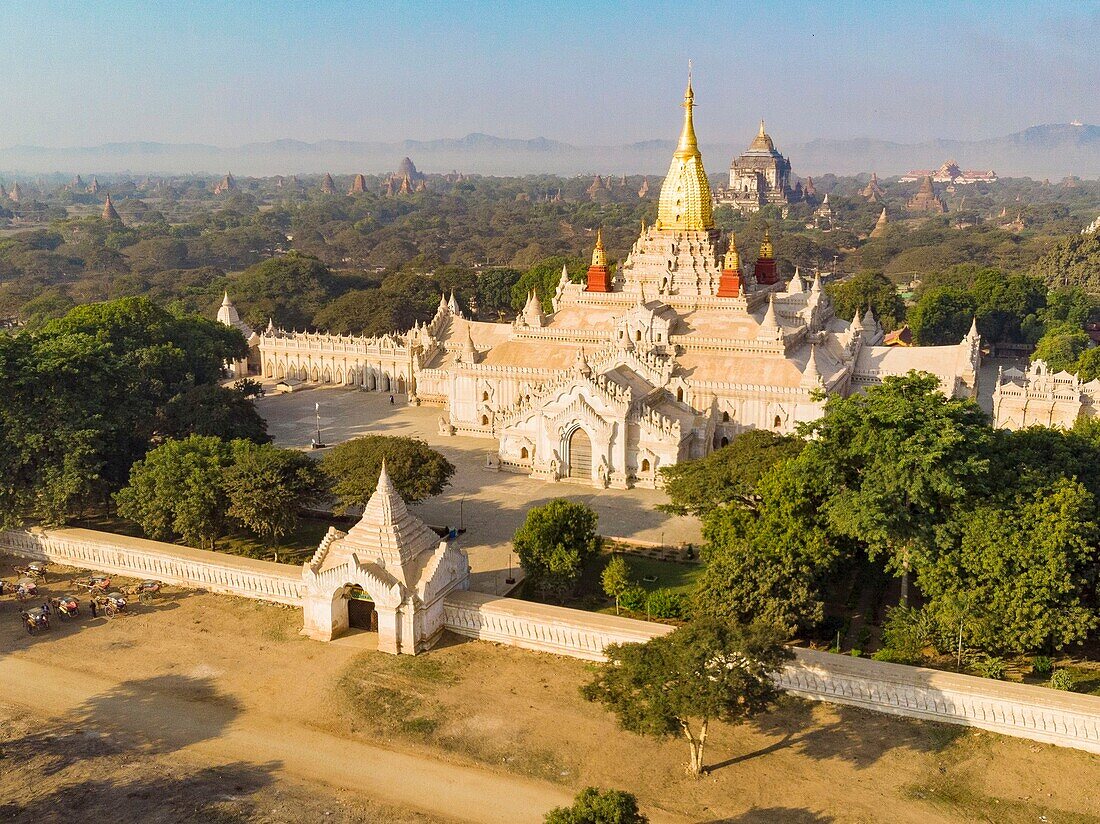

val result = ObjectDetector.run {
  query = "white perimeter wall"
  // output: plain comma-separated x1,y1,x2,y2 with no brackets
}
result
442,590,1100,756
3,528,1098,756
0,527,302,605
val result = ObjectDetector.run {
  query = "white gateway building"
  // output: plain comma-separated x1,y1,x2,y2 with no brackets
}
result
236,79,981,489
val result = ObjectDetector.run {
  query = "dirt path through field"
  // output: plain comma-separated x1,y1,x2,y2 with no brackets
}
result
0,654,576,824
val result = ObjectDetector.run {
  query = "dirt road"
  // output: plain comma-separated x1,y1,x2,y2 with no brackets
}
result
0,654,574,824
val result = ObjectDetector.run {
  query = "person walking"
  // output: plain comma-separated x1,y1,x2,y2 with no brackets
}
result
389,393,395,405
90,597,98,618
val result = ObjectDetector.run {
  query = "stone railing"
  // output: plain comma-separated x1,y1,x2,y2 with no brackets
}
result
0,527,303,606
442,590,673,661
442,591,1100,755
782,647,1100,755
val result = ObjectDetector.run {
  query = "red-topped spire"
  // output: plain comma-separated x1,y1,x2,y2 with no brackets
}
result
585,228,613,292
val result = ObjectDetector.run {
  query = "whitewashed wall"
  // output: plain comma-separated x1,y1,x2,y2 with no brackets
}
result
3,527,1098,756
442,591,1100,756
0,528,302,605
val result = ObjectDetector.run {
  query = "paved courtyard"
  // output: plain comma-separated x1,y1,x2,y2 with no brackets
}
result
256,386,703,593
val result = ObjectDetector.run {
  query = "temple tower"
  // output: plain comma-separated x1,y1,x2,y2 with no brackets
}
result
585,228,613,292
753,228,779,285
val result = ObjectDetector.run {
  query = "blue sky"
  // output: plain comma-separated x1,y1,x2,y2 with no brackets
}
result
1,0,1097,147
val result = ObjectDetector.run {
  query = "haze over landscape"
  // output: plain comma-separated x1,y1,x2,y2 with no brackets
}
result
5,4,1100,823
2,1,1098,177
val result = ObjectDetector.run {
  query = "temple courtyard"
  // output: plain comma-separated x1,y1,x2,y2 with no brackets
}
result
2,556,1098,824
255,386,703,594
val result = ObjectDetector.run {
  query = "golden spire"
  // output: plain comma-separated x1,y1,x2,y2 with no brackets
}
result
724,233,740,271
656,65,714,233
759,119,766,137
591,227,607,267
674,68,700,160
759,227,774,258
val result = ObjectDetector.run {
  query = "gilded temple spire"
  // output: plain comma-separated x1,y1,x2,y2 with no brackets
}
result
674,69,700,160
655,67,714,232
591,227,607,267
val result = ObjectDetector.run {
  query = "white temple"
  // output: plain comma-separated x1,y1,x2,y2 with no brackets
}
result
301,460,470,649
220,78,982,489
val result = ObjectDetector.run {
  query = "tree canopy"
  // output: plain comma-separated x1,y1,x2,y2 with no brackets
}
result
583,617,790,776
321,435,454,512
513,498,601,601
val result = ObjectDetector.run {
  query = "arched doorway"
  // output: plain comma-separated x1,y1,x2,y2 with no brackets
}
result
343,584,377,631
568,427,592,481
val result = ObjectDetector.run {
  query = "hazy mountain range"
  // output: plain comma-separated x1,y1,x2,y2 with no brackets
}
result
2,124,1097,180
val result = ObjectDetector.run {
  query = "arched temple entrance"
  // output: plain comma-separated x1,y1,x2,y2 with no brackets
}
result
567,426,592,481
344,584,377,631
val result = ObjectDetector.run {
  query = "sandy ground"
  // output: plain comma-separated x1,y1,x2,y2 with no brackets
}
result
2,557,1099,824
256,387,703,595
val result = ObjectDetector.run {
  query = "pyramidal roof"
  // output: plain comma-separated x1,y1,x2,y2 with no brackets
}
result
340,460,441,569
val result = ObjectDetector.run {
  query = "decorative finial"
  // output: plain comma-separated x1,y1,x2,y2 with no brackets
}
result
675,64,699,159
759,119,766,137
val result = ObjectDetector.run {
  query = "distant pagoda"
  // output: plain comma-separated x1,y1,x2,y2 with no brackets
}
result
214,173,238,194
348,173,368,195
906,175,947,214
320,173,336,195
101,193,121,221
870,207,889,238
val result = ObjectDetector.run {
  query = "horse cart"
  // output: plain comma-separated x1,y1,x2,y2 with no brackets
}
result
20,605,50,635
49,595,80,619
93,591,128,619
121,580,164,604
14,562,48,583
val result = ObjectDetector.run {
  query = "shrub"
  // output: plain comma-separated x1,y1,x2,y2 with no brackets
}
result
871,648,919,664
1032,656,1054,676
646,589,687,620
1049,669,1074,691
969,654,1007,680
619,586,648,614
880,606,931,663
545,787,648,824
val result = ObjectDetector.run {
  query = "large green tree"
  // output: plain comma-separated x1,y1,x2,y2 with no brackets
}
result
321,435,454,512
513,499,601,602
583,618,791,776
115,435,233,548
225,441,329,553
659,430,803,518
826,270,904,332
0,297,246,528
693,460,838,634
917,478,1099,653
798,372,992,605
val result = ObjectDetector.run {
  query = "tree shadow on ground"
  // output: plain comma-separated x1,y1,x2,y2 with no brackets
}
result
0,760,280,822
706,695,966,774
0,673,269,821
699,808,834,823
0,674,242,778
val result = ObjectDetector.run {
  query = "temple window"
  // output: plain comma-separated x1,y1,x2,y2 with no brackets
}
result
520,447,529,459
676,387,684,402
635,330,642,342
722,411,730,422
482,391,489,401
641,458,650,472
481,414,489,426
773,415,782,428
720,437,730,447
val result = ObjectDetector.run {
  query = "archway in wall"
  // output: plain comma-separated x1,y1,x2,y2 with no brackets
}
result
397,376,406,394
568,427,592,481
343,584,377,631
